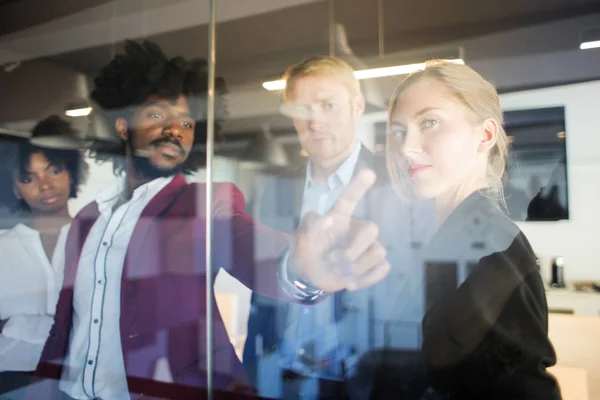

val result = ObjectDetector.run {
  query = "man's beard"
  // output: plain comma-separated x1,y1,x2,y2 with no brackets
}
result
127,130,185,180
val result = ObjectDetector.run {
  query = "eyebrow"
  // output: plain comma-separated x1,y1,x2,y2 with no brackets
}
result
44,162,58,171
21,161,54,174
413,107,442,118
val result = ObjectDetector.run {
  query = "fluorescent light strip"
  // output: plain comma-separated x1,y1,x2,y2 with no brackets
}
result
580,40,600,50
262,58,464,90
263,80,287,91
65,107,92,117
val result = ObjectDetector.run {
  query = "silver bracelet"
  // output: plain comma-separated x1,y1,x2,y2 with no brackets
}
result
278,250,328,303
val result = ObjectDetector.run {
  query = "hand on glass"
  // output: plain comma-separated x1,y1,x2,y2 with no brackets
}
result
289,169,390,292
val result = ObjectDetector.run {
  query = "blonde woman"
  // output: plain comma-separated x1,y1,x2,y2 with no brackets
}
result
386,62,560,399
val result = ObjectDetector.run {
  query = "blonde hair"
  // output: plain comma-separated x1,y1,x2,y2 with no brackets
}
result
282,56,360,101
386,60,508,205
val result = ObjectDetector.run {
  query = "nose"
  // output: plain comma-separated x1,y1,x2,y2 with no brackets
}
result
308,118,325,132
38,175,52,191
163,117,183,139
400,128,422,158
307,107,327,132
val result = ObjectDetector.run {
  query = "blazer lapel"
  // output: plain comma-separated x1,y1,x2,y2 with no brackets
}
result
63,204,100,287
122,173,189,277
351,147,379,220
291,175,306,230
288,163,307,231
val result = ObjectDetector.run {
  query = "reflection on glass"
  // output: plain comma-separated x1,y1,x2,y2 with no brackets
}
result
2,1,600,399
0,116,86,394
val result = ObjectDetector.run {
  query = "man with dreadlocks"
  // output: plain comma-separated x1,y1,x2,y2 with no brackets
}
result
33,41,389,399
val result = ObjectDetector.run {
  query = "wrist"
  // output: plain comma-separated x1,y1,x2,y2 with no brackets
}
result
287,261,321,292
278,250,328,303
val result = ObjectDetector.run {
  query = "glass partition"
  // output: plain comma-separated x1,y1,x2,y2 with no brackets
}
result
1,1,600,399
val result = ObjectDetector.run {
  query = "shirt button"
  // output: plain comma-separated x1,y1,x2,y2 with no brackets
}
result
97,280,103,285
93,319,99,324
88,359,94,365
298,349,305,355
102,241,108,246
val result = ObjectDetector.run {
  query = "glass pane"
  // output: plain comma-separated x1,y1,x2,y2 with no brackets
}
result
2,1,600,399
209,1,600,400
0,0,215,398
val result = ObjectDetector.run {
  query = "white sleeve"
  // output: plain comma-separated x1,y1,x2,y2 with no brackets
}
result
0,333,44,372
2,315,54,345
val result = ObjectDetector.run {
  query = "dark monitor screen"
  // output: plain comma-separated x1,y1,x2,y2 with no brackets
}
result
504,106,569,221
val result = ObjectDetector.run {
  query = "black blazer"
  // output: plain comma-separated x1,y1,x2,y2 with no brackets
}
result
421,191,560,399
354,191,560,400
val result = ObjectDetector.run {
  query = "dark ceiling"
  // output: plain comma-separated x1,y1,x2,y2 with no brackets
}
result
2,0,598,85
1,0,600,140
0,0,112,36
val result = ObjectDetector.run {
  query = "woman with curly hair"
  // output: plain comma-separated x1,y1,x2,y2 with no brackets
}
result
0,115,87,392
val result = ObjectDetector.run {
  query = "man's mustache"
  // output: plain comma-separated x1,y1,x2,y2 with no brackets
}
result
149,136,185,155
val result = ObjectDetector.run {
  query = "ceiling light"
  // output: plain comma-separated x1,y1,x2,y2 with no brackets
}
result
262,80,287,91
580,40,600,50
65,107,92,117
262,58,464,91
580,27,600,50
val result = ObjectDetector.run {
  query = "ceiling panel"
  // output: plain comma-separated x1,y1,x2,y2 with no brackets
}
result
0,0,112,36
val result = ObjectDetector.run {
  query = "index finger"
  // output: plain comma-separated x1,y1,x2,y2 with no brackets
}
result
327,169,377,218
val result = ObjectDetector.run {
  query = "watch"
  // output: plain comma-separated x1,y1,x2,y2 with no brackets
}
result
278,250,328,304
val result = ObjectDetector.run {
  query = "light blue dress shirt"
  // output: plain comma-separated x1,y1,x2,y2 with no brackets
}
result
278,142,362,398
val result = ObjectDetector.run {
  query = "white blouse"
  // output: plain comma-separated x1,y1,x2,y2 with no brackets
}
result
0,222,69,371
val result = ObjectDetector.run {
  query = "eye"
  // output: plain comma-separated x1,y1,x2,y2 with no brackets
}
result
422,119,438,129
181,120,194,129
389,125,407,141
294,105,311,119
321,102,335,111
18,174,32,184
147,111,164,120
50,165,64,175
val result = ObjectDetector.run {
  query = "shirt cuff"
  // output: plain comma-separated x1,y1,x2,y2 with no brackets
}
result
278,249,328,304
2,315,55,345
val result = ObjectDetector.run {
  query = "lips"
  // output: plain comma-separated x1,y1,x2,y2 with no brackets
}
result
310,136,332,141
408,163,432,178
156,142,182,157
40,195,59,205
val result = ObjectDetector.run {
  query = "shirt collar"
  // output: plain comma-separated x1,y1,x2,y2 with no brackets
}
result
305,141,362,191
96,175,175,214
13,222,71,235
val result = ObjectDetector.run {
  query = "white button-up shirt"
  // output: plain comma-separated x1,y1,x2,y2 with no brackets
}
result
0,222,69,371
60,176,173,400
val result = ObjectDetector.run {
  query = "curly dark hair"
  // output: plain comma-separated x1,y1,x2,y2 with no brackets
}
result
88,40,228,176
0,116,89,213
